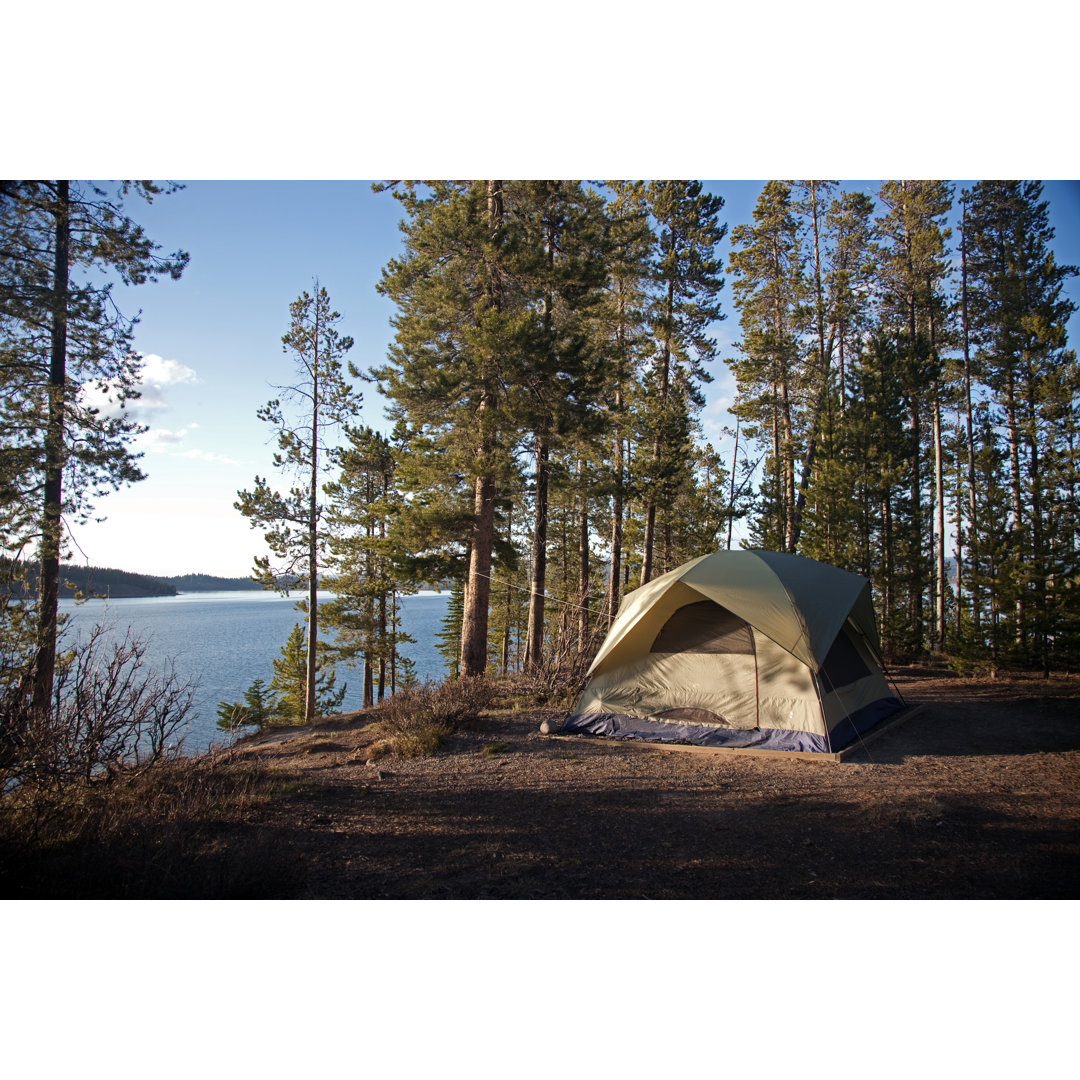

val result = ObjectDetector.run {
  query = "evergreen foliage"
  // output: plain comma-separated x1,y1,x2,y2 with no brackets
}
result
0,180,187,716
269,623,346,723
726,178,1078,669
235,284,361,721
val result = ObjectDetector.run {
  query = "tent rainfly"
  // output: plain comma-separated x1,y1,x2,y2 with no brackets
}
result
565,549,903,754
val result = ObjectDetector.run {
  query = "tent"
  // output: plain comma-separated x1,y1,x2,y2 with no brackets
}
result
564,549,903,754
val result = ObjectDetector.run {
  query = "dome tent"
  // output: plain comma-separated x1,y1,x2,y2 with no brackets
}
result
565,550,903,754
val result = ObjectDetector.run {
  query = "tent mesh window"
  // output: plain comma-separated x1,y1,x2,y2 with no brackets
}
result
820,625,871,690
650,600,754,654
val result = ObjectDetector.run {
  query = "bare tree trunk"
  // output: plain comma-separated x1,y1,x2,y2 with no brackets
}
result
32,181,70,717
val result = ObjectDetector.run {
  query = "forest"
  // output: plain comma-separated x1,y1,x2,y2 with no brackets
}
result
2,180,1078,740
306,180,1080,701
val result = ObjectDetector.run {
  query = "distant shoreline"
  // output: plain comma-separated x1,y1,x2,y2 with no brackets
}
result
58,586,451,601
7,561,451,601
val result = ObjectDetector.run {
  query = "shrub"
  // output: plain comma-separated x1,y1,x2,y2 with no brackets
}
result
0,753,285,897
367,677,495,760
216,677,277,733
1,622,195,792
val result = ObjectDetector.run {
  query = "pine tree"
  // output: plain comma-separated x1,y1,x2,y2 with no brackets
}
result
0,181,188,716
788,180,838,552
323,425,414,705
270,623,346,723
728,181,808,551
875,180,954,653
964,181,1078,669
375,182,537,678
235,284,361,721
633,182,726,583
593,186,653,625
513,181,608,671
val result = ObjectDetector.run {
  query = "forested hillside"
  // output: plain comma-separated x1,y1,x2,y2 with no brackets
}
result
2,561,176,599
161,574,263,592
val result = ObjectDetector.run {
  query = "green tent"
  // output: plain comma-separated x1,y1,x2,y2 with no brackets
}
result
565,550,903,753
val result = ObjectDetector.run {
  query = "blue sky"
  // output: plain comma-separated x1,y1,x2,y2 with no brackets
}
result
74,179,1080,578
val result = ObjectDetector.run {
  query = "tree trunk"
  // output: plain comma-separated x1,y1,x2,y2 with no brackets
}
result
960,198,980,631
1003,367,1024,644
32,180,70,717
578,491,590,649
501,503,514,673
305,300,320,723
932,381,946,651
607,428,623,624
378,590,387,702
930,303,946,653
390,590,398,695
460,468,495,678
524,433,549,670
606,360,624,623
642,270,675,586
459,181,503,679
640,503,656,586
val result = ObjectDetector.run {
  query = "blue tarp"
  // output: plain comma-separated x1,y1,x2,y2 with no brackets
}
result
827,696,905,750
563,712,830,753
564,695,905,754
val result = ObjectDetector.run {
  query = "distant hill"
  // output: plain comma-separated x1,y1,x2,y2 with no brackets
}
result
3,563,304,599
160,574,264,593
2,562,177,599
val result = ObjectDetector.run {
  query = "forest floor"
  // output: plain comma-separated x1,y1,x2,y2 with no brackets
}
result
4,668,1079,899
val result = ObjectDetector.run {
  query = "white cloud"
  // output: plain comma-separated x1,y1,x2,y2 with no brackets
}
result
79,353,198,419
137,427,190,450
139,354,198,389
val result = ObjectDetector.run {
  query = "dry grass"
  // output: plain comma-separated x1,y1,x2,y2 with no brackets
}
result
0,751,290,898
365,678,496,760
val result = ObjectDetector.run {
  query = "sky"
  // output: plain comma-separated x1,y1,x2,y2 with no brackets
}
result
64,179,1080,578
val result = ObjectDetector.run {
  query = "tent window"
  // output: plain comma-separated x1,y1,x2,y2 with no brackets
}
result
650,600,754,655
820,625,871,690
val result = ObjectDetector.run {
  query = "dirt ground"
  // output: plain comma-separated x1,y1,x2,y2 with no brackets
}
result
208,668,1080,899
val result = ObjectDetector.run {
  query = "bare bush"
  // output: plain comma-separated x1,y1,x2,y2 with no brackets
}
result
1,622,196,792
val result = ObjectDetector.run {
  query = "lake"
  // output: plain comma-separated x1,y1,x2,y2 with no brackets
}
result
58,590,452,753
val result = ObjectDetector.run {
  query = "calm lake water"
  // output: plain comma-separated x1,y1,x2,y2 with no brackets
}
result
58,590,451,753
